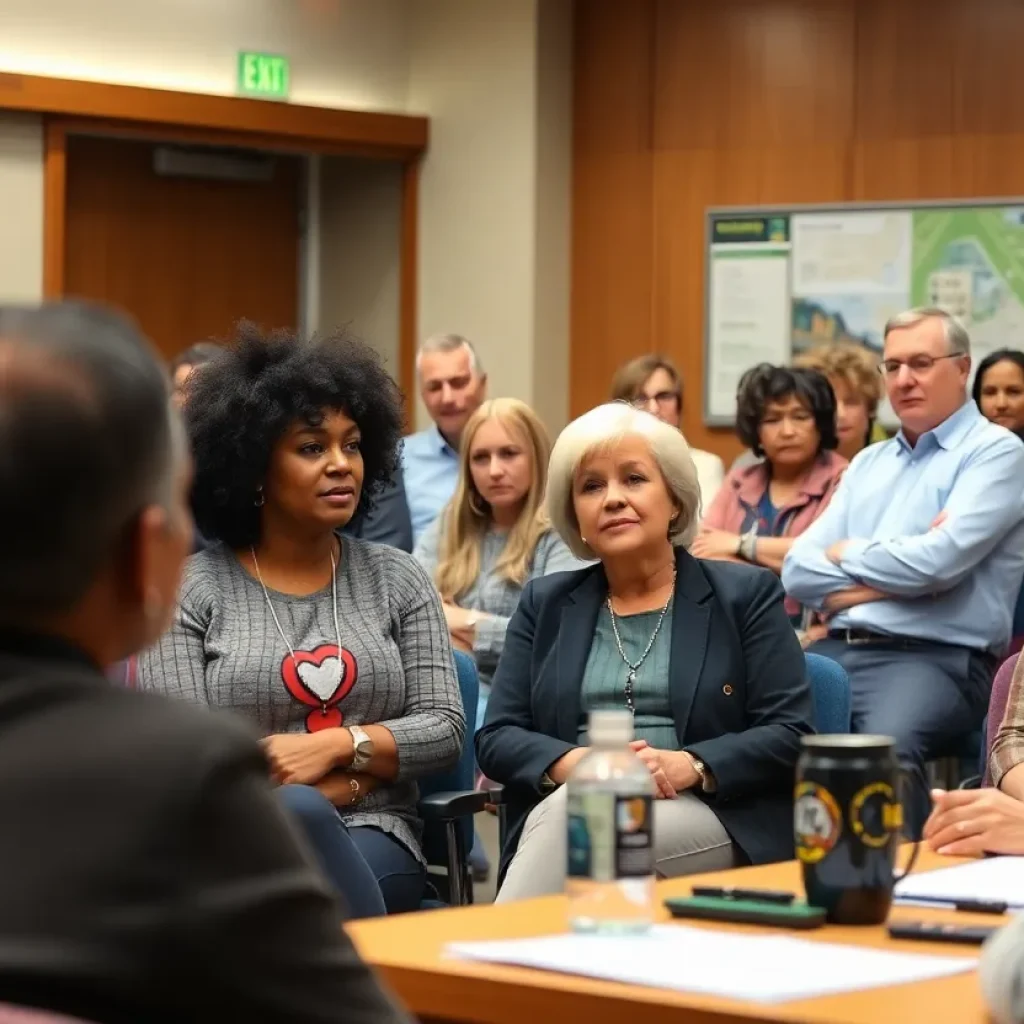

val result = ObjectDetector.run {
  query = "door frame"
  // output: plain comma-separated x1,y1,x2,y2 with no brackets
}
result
0,72,424,418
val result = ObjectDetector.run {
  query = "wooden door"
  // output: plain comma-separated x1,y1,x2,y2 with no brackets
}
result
63,134,301,361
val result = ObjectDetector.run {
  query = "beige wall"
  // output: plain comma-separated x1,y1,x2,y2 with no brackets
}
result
0,0,574,436
407,0,573,434
0,114,44,303
317,156,403,376
0,0,411,110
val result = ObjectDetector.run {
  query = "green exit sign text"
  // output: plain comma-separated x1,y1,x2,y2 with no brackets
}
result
237,51,290,100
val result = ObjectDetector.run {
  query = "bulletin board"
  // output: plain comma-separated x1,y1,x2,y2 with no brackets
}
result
703,199,1024,425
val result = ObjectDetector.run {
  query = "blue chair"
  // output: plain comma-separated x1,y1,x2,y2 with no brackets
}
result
804,652,851,733
417,649,488,906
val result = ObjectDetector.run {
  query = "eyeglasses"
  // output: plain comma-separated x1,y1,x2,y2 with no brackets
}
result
632,391,679,408
878,353,964,377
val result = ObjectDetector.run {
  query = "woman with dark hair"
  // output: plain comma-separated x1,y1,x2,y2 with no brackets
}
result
691,364,846,629
973,348,1024,440
138,323,465,918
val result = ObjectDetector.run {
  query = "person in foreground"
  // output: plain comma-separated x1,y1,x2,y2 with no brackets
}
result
476,403,814,900
138,323,464,917
783,308,1024,836
924,652,1024,1024
0,302,407,1023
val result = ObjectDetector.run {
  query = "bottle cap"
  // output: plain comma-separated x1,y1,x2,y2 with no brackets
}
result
588,709,634,746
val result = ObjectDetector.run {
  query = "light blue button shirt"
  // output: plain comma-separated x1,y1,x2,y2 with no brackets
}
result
782,401,1024,652
401,425,461,543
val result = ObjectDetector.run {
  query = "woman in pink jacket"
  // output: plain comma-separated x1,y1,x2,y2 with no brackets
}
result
692,364,846,633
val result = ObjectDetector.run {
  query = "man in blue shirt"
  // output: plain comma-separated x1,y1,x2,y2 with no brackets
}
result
402,333,488,543
783,308,1024,834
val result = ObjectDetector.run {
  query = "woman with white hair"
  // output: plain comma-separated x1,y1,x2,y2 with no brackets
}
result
476,403,814,901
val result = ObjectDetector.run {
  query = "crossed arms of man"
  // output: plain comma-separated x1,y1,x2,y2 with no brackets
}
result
781,440,1024,614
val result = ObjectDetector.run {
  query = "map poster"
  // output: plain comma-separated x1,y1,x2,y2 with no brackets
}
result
789,212,911,357
706,217,791,421
704,200,1024,426
911,207,1024,365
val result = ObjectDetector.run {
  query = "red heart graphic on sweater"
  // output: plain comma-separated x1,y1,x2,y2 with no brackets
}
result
281,644,358,732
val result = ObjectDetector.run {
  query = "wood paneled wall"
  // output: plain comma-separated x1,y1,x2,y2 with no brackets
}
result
571,0,1024,461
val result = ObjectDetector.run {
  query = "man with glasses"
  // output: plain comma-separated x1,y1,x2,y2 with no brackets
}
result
782,307,1024,835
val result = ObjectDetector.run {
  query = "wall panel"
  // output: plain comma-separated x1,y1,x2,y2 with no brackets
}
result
572,0,1024,460
570,0,655,417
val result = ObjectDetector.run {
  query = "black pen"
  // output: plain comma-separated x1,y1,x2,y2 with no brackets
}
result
895,894,1009,915
691,886,795,905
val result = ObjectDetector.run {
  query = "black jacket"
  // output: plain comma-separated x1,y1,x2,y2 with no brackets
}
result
342,473,414,553
475,550,814,883
0,630,407,1024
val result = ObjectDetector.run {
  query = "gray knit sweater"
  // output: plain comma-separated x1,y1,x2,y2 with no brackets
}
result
136,537,465,864
413,522,588,688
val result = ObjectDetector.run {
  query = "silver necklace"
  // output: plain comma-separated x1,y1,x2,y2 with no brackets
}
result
250,543,343,712
606,567,676,714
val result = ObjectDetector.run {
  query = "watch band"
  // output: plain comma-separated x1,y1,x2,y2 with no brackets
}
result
348,725,374,771
738,529,758,563
684,751,715,793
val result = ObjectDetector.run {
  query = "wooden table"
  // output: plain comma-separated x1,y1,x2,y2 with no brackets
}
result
347,850,997,1024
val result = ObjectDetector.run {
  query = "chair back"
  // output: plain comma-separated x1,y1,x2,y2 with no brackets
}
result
419,650,479,865
982,652,1020,785
804,652,851,734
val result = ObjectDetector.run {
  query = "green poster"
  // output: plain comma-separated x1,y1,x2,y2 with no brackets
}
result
911,206,1024,331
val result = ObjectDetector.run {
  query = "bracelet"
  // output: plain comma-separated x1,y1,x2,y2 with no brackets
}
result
738,530,758,562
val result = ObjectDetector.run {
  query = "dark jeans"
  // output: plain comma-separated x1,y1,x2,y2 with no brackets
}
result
808,638,993,837
277,784,425,918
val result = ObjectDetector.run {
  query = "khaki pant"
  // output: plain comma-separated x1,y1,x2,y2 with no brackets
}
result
495,784,737,903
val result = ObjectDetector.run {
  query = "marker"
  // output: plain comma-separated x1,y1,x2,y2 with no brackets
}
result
691,886,795,905
894,894,1008,915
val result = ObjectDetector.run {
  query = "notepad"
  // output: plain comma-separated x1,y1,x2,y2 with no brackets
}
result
895,856,1024,907
446,925,976,1004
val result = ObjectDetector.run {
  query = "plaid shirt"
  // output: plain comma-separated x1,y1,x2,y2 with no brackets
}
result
990,654,1024,787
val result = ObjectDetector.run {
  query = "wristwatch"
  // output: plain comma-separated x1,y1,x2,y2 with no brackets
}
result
684,751,715,793
737,529,758,563
347,725,374,771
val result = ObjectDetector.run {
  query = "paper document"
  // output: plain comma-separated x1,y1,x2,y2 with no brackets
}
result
447,925,975,1004
895,856,1024,907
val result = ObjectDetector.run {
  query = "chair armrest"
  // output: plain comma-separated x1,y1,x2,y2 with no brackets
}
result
418,789,489,820
486,783,505,805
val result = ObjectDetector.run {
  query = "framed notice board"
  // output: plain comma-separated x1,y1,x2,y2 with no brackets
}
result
703,199,1024,425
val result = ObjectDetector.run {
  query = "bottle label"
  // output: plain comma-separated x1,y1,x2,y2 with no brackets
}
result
567,792,654,881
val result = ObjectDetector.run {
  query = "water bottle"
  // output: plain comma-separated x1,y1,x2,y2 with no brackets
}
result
565,709,656,933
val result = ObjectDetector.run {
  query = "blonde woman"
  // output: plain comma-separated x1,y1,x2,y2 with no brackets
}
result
793,343,888,462
415,399,586,698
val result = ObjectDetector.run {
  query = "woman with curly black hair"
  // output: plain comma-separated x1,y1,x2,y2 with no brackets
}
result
138,323,465,917
691,364,846,630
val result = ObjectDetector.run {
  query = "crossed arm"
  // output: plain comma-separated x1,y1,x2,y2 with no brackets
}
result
782,439,1024,612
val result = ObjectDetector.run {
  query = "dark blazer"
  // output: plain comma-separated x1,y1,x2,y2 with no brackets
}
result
476,549,814,883
341,473,414,553
0,629,407,1024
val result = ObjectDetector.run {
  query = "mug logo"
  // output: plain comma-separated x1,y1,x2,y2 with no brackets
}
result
794,781,842,863
850,781,902,849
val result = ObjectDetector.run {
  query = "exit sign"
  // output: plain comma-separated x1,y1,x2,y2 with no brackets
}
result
237,51,290,100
